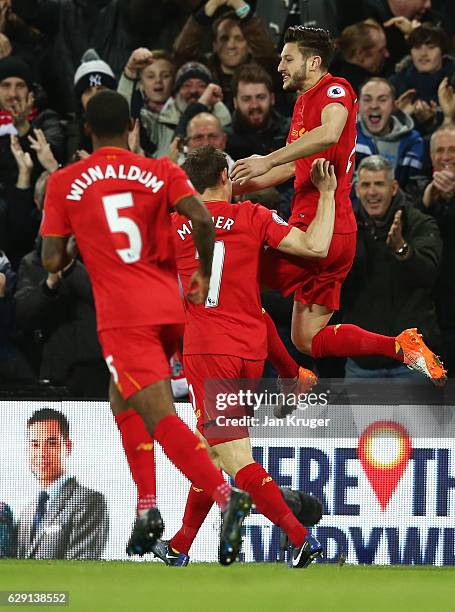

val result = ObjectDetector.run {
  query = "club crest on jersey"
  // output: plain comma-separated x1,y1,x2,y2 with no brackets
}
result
327,85,346,98
272,212,288,226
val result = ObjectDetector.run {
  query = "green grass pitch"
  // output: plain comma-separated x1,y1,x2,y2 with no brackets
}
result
1,561,455,612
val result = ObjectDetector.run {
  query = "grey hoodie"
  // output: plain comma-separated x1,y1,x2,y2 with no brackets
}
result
359,110,415,165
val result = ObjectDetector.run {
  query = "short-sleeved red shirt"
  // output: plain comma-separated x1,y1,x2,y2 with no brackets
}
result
287,73,358,234
40,147,197,331
172,200,292,360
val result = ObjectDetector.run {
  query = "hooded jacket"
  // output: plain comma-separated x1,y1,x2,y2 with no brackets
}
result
356,110,425,189
341,190,442,369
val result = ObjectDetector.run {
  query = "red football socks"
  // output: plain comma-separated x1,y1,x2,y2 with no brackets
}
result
115,409,157,513
235,463,307,547
170,484,215,555
311,324,404,362
153,415,231,510
263,311,299,378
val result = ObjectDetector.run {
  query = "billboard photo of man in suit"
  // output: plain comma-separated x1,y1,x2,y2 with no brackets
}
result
16,408,109,559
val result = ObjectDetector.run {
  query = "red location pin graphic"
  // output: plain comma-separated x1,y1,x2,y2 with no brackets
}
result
357,420,412,511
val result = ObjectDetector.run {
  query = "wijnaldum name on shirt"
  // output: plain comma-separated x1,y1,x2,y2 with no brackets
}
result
66,164,164,201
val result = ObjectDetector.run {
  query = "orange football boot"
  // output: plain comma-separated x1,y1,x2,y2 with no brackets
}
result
396,328,447,386
274,367,318,418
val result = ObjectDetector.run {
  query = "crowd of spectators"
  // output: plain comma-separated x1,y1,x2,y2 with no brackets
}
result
0,0,454,396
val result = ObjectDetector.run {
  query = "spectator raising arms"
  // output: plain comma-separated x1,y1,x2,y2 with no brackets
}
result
174,0,279,110
119,57,231,158
121,48,175,117
0,56,65,189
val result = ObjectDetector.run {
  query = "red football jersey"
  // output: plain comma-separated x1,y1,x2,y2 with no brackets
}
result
40,147,197,331
172,200,291,360
287,73,357,234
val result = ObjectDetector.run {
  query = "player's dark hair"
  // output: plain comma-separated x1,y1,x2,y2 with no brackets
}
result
182,146,228,194
27,408,70,440
284,26,334,69
86,90,130,138
407,22,450,54
232,63,273,96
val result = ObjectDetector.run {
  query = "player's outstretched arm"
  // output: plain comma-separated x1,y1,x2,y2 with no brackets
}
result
277,159,336,260
175,194,215,304
231,162,295,197
231,103,348,184
42,236,72,273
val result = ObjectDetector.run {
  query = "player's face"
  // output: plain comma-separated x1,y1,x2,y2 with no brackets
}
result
178,78,208,105
234,81,274,128
411,43,442,73
186,117,226,151
140,59,174,106
27,421,71,486
278,43,308,91
359,81,395,135
356,169,398,219
214,20,250,70
362,29,389,74
431,131,455,172
81,85,109,110
0,77,29,111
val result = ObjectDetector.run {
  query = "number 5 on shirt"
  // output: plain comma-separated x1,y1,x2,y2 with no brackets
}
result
102,192,142,263
196,240,225,308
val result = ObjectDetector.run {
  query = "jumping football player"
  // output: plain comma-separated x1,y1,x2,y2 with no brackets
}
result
231,26,446,398
39,90,251,566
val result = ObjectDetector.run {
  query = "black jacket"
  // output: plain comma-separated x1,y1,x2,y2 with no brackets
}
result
14,242,103,382
12,0,190,115
342,190,442,369
0,186,41,271
391,56,455,105
0,107,65,190
226,109,291,160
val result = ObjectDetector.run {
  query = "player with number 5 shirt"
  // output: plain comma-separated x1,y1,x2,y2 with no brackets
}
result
39,90,255,566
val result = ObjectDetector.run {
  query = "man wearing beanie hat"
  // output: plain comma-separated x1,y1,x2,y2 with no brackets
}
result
66,50,117,160
119,56,231,158
0,55,65,189
74,49,117,108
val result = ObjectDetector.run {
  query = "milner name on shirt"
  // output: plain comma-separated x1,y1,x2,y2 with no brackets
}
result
176,215,235,241
66,164,165,201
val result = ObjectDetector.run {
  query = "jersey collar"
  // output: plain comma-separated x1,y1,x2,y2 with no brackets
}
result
299,72,331,98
